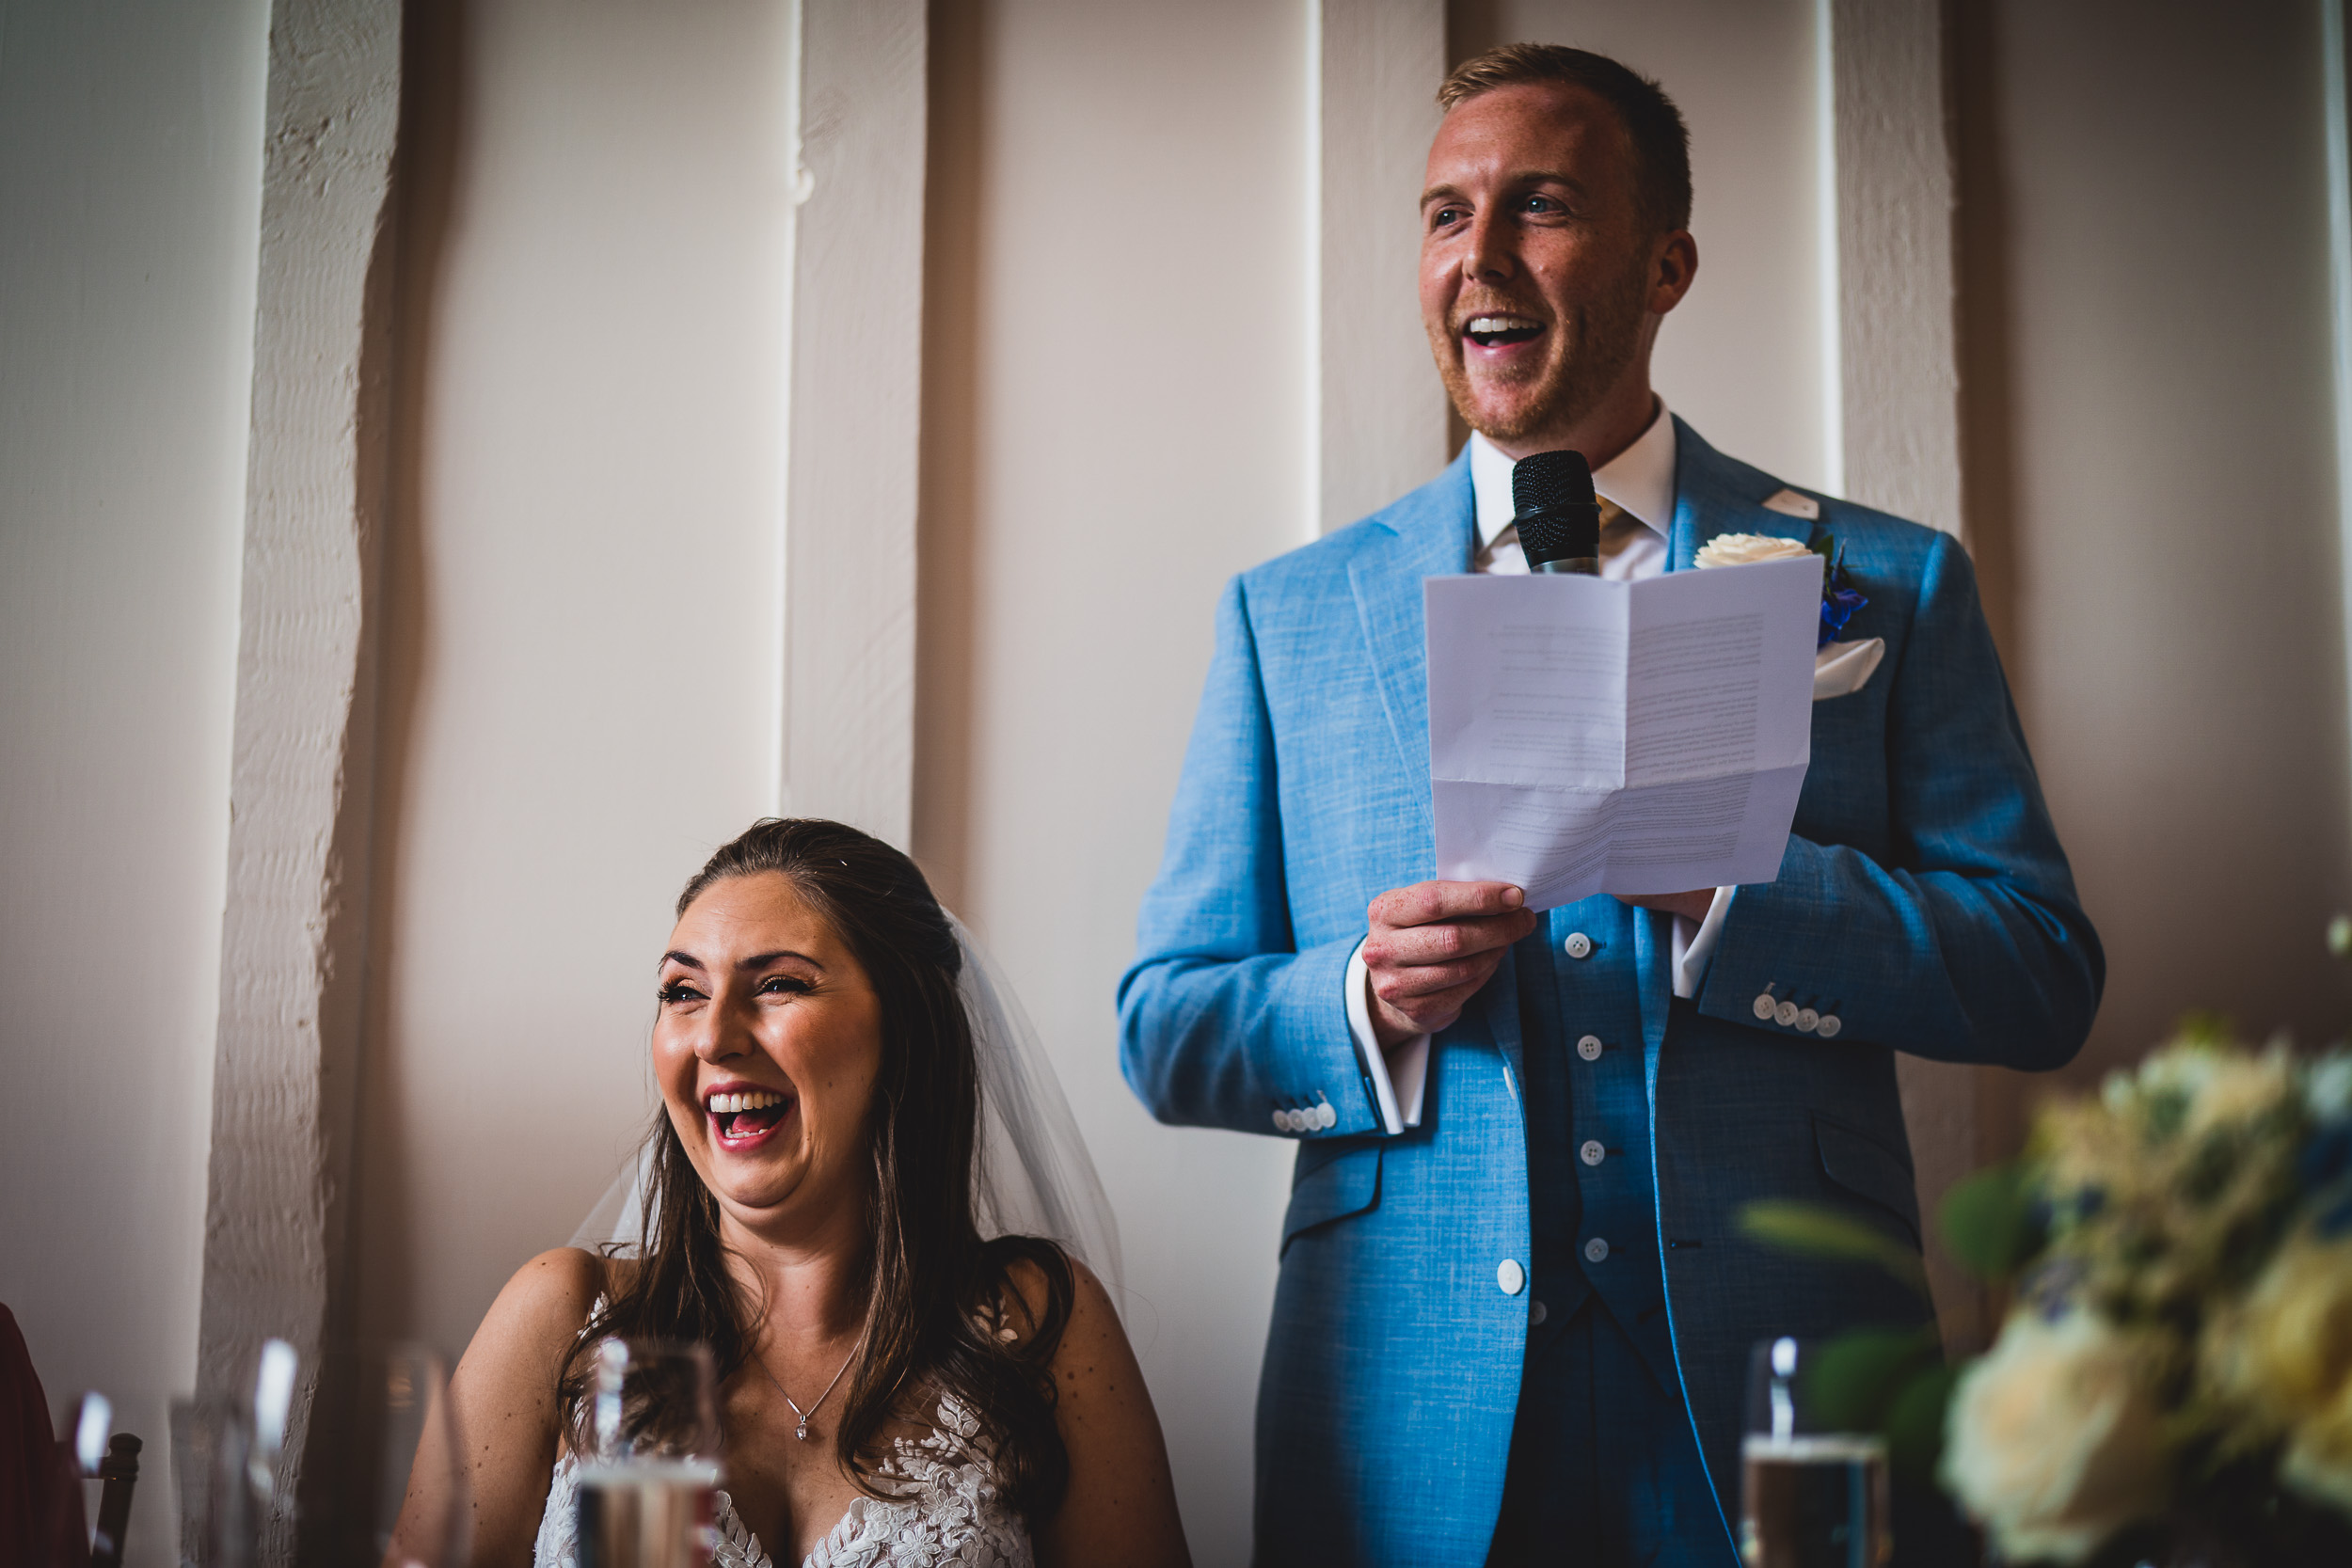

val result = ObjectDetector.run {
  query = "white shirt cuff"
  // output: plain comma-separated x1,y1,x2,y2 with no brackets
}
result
1345,939,1426,1134
1669,886,1737,1000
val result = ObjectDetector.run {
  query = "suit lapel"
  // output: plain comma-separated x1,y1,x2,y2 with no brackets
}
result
1650,420,1820,1088
1665,416,1822,571
1347,453,1475,829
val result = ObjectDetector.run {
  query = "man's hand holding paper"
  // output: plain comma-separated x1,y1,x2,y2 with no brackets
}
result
1359,879,1539,1049
1425,551,1822,911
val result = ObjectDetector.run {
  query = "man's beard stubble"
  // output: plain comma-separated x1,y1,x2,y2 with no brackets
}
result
1432,262,1651,447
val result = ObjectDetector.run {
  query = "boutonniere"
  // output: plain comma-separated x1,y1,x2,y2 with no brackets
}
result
1811,533,1868,650
1693,531,1869,650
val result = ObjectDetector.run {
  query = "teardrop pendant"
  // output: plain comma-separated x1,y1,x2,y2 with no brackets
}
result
795,1420,810,1442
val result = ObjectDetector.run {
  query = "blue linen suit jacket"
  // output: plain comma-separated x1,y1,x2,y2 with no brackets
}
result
1118,420,2102,1564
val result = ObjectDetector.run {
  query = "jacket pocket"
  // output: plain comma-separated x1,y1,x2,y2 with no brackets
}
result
1279,1141,1383,1256
1812,1113,1921,1248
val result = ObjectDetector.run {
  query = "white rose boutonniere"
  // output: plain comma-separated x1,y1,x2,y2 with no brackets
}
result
1697,531,1880,693
1692,531,1816,568
1941,1308,2173,1563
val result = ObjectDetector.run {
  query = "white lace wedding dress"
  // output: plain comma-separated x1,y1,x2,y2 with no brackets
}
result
530,1389,1031,1568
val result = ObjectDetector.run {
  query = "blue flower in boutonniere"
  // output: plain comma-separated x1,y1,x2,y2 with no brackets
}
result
1812,534,1867,650
1692,531,1869,651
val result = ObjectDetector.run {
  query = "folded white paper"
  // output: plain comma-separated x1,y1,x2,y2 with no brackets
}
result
1426,556,1820,910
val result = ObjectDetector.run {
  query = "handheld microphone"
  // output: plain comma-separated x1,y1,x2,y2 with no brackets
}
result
1512,451,1601,575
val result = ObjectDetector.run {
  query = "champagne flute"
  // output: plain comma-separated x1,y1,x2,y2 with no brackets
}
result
573,1338,723,1568
171,1337,298,1568
1740,1336,1892,1568
170,1391,260,1568
318,1343,469,1568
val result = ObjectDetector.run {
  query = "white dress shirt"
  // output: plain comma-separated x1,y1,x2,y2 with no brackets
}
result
1348,400,1737,1133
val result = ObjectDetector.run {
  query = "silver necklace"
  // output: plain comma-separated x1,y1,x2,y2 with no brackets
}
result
756,1324,868,1442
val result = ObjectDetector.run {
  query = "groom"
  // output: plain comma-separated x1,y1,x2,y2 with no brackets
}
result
1119,42,2103,1567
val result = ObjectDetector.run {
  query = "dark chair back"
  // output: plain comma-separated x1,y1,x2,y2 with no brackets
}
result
86,1434,137,1568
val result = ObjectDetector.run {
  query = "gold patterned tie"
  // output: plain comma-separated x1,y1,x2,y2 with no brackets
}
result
1596,495,1645,565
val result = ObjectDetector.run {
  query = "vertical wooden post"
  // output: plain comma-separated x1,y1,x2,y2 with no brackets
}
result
779,0,929,846
193,0,402,1559
1822,0,1987,1348
1311,0,1450,537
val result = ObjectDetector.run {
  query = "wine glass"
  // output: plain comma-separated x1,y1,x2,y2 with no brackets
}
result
572,1338,723,1568
170,1390,261,1568
169,1337,299,1568
322,1343,469,1568
1740,1336,1892,1568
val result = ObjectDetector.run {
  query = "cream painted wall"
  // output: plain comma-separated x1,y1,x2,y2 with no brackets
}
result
914,0,1311,1557
1454,0,1834,493
354,0,794,1358
0,3,267,1563
1958,0,2352,1085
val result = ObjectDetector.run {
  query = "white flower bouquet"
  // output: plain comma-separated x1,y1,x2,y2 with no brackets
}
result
1746,1019,2352,1566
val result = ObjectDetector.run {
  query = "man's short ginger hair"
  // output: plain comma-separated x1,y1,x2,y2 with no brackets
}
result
1438,43,1692,235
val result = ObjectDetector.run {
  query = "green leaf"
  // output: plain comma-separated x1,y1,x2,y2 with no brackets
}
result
2170,1009,2236,1048
1883,1362,1959,1482
1939,1163,2037,1280
1738,1200,1931,1298
1802,1325,1941,1433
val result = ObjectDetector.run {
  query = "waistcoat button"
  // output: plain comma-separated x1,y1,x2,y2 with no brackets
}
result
1580,1139,1606,1166
1577,1035,1603,1061
1497,1259,1526,1295
1583,1237,1611,1264
1564,931,1593,959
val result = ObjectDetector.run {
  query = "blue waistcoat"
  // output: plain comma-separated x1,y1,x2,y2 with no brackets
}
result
1487,904,1724,1565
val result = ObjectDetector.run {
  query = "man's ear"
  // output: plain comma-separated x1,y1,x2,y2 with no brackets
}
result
1649,230,1699,315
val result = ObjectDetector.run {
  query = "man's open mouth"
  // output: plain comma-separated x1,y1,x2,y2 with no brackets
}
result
706,1086,793,1145
1464,313,1545,348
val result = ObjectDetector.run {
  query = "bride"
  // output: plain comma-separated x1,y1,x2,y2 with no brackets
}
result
440,818,1191,1566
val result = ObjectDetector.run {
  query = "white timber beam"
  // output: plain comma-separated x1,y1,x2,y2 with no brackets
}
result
779,0,929,847
1825,0,1964,539
1821,0,1982,1346
193,0,403,1559
1311,0,1450,536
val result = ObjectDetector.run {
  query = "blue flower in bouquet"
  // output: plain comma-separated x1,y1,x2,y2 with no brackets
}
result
2304,1124,2352,1236
2305,1053,2352,1236
1811,535,1867,649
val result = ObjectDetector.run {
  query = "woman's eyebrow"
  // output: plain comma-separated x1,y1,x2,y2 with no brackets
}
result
660,951,706,971
737,949,823,972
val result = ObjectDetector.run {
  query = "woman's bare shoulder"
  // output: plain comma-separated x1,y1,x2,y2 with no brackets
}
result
1040,1257,1126,1378
985,1247,1120,1360
479,1247,614,1354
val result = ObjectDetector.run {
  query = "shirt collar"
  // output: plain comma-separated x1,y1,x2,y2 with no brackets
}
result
1468,398,1678,551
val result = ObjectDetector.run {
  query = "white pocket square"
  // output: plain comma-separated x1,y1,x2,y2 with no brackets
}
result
1813,637,1884,700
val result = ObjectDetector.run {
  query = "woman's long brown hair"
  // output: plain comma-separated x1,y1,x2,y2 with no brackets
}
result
557,818,1076,1523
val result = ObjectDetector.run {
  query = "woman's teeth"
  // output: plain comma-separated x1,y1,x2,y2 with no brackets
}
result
708,1090,784,1114
707,1089,789,1139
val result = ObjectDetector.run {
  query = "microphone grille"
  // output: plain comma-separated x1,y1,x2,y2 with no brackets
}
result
1511,450,1594,517
1514,509,1570,563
